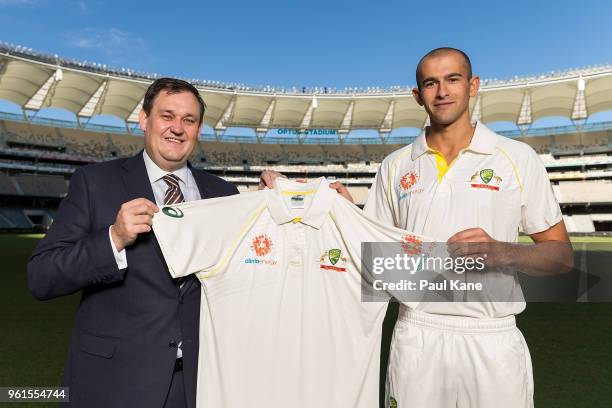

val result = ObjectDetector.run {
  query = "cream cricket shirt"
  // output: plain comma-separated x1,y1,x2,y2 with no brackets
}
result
153,177,432,408
365,121,562,318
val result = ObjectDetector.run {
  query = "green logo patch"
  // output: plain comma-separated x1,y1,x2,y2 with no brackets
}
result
389,396,398,408
162,206,184,218
479,168,494,184
328,248,341,265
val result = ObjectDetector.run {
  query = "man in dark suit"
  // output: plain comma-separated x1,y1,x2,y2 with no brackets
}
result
27,77,238,408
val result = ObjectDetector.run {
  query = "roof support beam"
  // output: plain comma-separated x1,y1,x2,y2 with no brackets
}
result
256,99,276,141
78,79,107,118
127,97,144,123
338,100,355,139
422,115,430,129
517,89,532,133
299,97,316,132
24,68,63,110
379,100,395,133
470,93,482,124
571,77,588,121
215,96,236,131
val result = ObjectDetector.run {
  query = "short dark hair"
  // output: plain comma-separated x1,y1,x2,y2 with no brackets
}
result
415,47,472,89
142,77,206,125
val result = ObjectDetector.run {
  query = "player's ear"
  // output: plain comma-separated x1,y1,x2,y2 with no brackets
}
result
412,87,424,106
469,76,480,98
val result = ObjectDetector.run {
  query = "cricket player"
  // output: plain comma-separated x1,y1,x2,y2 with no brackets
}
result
364,47,573,407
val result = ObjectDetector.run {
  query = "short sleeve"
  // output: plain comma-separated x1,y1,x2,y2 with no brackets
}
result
153,192,266,279
363,160,397,227
520,148,563,235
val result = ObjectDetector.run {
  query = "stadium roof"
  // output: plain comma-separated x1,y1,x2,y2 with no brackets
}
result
1,43,612,136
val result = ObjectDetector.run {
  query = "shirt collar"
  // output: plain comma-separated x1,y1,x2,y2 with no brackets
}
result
265,177,334,230
410,121,498,160
142,149,189,185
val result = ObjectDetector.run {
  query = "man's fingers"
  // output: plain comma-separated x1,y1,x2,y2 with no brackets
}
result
258,170,287,190
129,214,154,226
132,224,152,234
122,198,158,212
128,204,157,217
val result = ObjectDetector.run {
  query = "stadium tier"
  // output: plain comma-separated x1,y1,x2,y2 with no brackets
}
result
1,43,612,233
1,114,612,233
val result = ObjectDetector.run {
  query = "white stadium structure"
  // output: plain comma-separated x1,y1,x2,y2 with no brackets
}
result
1,43,612,233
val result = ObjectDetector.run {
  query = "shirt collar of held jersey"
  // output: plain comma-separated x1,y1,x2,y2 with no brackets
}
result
265,177,335,230
410,121,498,161
142,149,190,185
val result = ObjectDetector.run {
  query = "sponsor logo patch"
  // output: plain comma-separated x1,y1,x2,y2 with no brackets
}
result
319,248,347,272
400,171,419,190
162,206,184,218
401,234,423,255
244,234,278,266
470,168,502,191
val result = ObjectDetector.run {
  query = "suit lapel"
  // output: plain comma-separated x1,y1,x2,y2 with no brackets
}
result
121,151,156,203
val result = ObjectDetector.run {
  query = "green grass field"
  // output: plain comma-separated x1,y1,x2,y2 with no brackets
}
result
1,234,611,407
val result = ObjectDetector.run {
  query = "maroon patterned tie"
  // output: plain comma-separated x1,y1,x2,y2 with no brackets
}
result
162,174,184,205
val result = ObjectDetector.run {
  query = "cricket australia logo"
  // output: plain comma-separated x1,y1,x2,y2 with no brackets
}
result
319,248,347,272
399,171,419,190
470,168,502,191
162,206,184,218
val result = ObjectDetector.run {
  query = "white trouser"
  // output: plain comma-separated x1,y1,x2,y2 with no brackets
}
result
386,307,534,408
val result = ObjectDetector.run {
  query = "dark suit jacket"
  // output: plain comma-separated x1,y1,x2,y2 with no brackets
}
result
27,152,239,408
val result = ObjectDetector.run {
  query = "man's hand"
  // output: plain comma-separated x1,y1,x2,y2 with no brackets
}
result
446,227,509,268
110,198,159,252
258,169,287,190
329,181,354,203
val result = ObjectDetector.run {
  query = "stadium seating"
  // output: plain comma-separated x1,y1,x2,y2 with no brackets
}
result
241,143,284,165
554,181,612,203
3,120,64,149
325,144,365,164
201,141,243,165
0,208,33,228
109,133,144,157
14,174,68,197
0,173,20,195
61,128,111,157
283,144,325,164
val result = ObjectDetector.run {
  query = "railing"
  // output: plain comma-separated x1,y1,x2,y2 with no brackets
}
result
1,109,611,146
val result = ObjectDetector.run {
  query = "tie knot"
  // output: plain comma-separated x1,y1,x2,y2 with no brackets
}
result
162,174,181,189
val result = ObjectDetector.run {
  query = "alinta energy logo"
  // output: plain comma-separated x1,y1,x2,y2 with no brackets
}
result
400,171,419,190
319,248,347,272
162,206,184,218
470,169,502,191
401,234,423,255
244,234,278,266
399,171,423,200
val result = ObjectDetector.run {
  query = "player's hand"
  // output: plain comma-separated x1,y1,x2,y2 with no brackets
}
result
110,198,159,252
329,181,354,203
258,169,287,190
446,227,509,267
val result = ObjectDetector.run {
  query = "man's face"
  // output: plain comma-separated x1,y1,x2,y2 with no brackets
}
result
139,90,201,172
413,52,479,126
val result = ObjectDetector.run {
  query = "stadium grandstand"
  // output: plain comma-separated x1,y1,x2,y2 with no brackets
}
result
1,42,612,233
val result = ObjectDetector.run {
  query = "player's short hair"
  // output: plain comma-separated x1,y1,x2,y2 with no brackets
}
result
143,77,206,125
415,47,473,89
